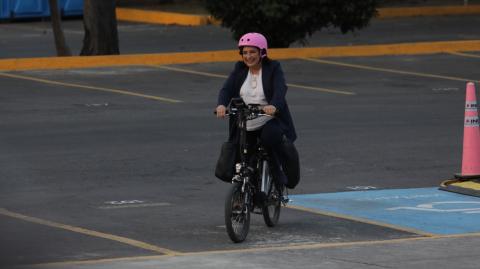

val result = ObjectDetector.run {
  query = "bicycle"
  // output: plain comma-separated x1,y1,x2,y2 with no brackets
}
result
218,98,288,243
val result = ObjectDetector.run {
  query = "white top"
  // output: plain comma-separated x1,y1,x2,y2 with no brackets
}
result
240,69,272,131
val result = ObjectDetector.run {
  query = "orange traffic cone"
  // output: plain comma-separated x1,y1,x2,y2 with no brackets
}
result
455,82,480,179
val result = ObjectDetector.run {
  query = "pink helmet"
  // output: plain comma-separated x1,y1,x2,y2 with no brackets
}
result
238,32,268,58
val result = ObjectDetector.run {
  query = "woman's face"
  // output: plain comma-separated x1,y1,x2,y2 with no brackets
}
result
241,46,261,69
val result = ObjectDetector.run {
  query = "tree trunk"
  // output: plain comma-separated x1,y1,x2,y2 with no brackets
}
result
49,0,71,56
80,0,120,56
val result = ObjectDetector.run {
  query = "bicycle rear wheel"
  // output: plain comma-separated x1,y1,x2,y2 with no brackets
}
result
262,166,281,227
225,182,250,243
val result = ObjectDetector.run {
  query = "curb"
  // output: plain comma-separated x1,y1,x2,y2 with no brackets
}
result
116,7,217,26
1,40,480,72
115,5,480,26
440,178,480,198
378,5,480,18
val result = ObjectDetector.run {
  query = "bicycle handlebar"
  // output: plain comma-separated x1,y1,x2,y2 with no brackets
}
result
214,98,279,117
213,107,272,117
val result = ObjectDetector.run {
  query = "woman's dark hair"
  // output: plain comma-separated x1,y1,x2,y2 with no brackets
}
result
238,46,271,62
262,56,271,63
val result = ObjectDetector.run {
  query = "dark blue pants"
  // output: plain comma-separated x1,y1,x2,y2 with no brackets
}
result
246,119,288,185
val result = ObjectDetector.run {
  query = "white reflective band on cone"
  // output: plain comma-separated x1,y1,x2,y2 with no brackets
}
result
466,101,478,111
465,116,480,127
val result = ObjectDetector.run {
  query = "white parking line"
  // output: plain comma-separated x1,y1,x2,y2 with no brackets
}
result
98,202,171,210
448,51,480,59
302,57,480,83
155,65,356,95
0,72,182,103
0,208,180,256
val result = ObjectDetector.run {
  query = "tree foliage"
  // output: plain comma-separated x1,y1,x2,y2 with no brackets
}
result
205,0,378,48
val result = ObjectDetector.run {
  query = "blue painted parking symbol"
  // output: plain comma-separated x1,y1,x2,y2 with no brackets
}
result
290,187,480,235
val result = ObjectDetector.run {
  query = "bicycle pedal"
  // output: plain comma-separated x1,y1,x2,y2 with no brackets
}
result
281,197,290,205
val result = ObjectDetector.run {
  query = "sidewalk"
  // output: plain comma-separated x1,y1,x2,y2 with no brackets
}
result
24,234,480,269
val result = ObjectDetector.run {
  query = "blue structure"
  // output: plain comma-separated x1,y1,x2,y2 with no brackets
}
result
0,0,83,20
59,0,83,17
0,0,48,19
291,187,480,235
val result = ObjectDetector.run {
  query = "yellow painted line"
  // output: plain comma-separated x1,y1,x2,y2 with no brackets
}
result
440,178,459,188
0,50,237,72
116,7,218,26
448,51,480,58
378,5,480,18
449,181,480,190
177,232,480,257
302,57,480,83
271,40,480,60
155,65,355,95
180,238,429,256
287,204,435,237
0,208,180,256
26,255,170,268
430,231,480,238
0,72,182,103
1,40,480,72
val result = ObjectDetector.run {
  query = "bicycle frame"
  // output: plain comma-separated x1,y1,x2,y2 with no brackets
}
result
223,98,282,242
229,98,271,201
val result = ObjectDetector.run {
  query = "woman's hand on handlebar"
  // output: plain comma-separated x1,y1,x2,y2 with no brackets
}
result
216,105,227,118
263,105,277,116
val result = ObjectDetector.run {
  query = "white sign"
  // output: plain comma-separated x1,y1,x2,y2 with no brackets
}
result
346,186,377,191
105,200,144,205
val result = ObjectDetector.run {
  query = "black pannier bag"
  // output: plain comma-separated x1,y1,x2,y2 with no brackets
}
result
281,139,300,189
215,141,237,182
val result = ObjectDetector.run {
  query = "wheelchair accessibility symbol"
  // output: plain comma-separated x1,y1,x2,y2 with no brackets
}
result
387,201,480,214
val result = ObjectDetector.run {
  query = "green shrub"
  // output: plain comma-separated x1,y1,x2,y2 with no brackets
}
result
205,0,378,48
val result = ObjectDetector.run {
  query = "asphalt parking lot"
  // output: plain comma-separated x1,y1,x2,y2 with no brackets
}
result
1,13,480,269
1,14,480,58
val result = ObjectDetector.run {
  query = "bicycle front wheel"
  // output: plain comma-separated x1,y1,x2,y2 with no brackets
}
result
225,182,250,243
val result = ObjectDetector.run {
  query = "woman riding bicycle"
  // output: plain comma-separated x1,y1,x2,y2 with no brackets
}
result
215,32,299,189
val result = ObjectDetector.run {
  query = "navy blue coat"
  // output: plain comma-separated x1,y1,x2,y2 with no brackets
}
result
217,59,297,142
